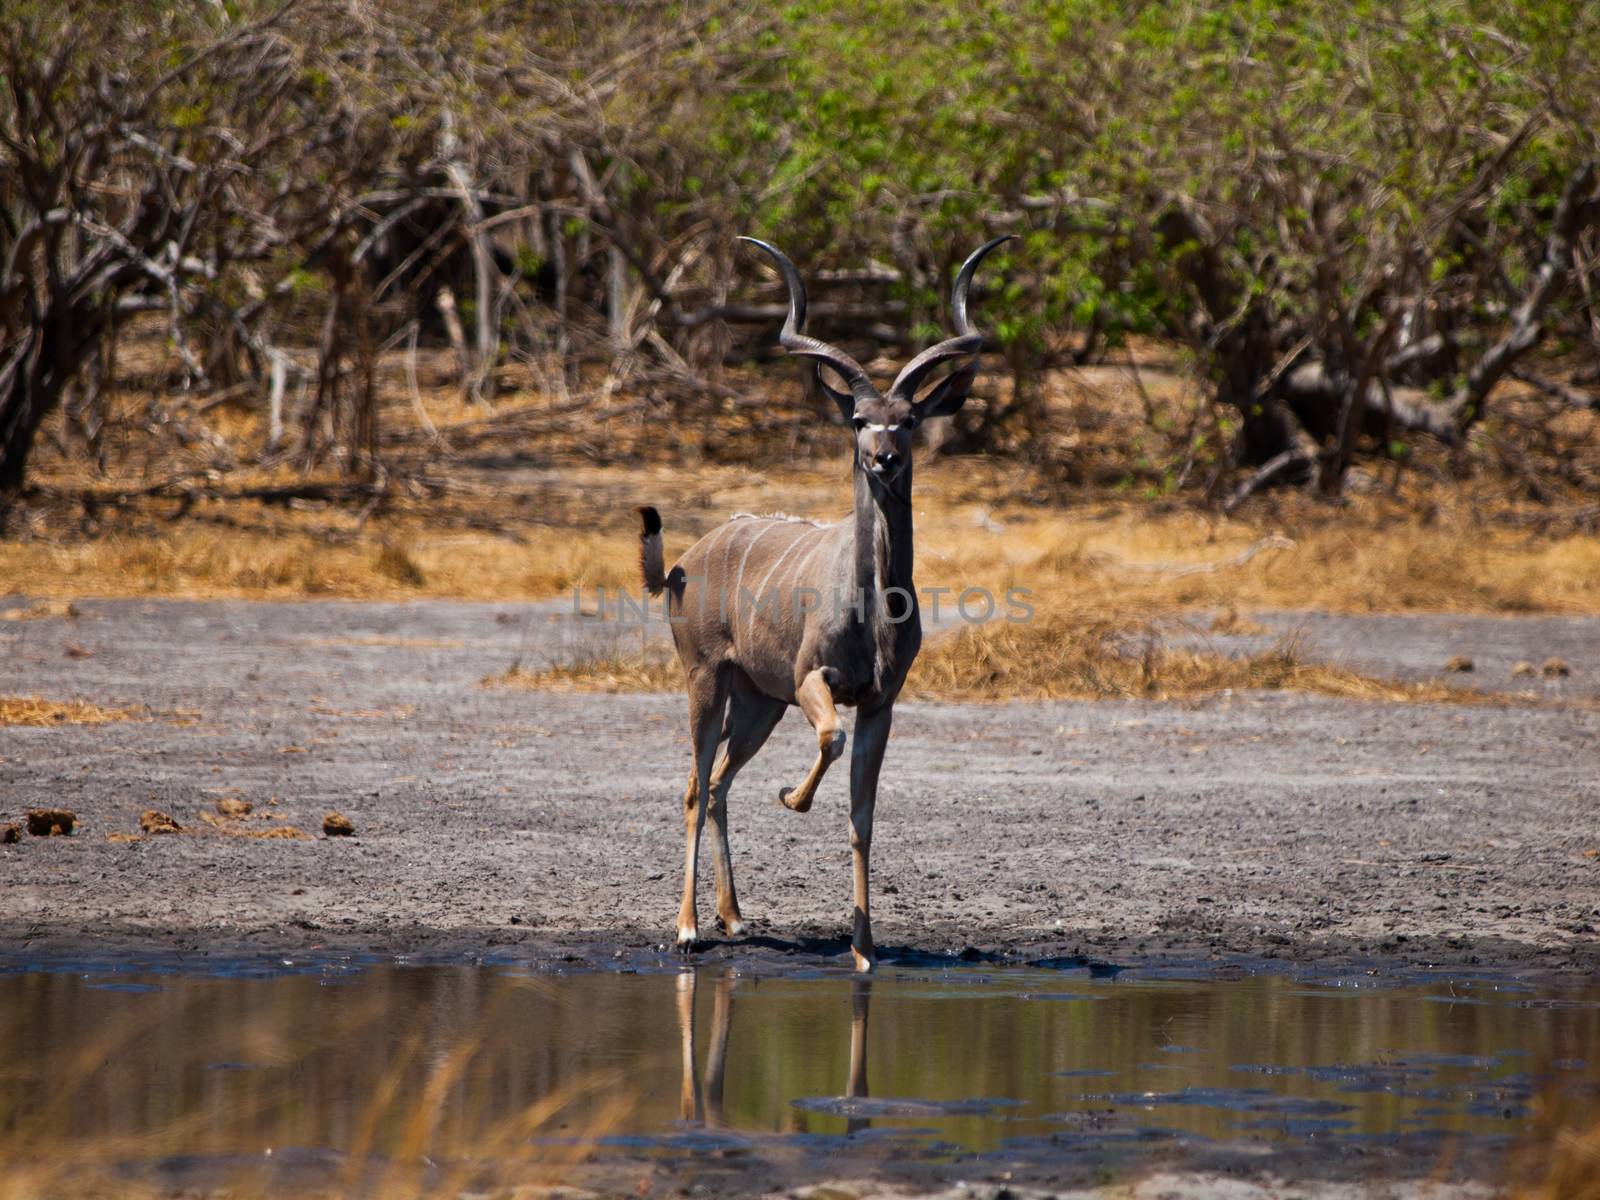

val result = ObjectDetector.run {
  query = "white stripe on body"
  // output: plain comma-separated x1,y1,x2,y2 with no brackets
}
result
732,520,786,611
746,526,819,640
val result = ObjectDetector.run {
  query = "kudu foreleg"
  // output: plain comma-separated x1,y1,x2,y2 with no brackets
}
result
847,703,893,972
779,668,845,814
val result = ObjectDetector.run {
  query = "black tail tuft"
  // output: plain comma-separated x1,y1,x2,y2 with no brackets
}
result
638,505,666,595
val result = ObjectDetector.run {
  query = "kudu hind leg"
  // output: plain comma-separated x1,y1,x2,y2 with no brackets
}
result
706,690,785,936
677,668,728,950
779,668,845,814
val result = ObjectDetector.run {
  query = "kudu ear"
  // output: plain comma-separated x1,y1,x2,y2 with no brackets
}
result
813,365,857,423
911,360,979,421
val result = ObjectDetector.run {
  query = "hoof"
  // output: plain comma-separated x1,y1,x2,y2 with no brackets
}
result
715,914,747,938
851,946,877,973
676,926,698,953
779,786,813,813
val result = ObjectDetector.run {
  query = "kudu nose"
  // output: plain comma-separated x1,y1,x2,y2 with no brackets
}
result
873,449,899,470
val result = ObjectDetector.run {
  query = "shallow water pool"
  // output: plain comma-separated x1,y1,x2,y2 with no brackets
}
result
2,956,1596,1192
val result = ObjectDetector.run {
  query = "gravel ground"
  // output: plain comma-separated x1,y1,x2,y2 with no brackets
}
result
1,596,1597,973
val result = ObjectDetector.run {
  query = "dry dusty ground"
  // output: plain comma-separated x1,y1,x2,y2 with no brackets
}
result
2,595,1597,975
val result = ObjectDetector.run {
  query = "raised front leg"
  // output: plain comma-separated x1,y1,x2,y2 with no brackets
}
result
779,668,845,814
677,667,729,951
847,702,894,972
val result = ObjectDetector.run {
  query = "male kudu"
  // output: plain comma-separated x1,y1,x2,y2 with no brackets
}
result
639,235,1013,971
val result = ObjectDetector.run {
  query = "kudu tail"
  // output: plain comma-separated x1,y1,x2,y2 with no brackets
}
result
638,505,667,596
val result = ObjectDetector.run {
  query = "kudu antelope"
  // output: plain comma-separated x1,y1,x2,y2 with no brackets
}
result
638,234,1013,971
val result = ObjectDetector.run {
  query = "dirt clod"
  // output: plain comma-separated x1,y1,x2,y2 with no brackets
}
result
1,824,21,844
323,812,355,837
216,796,253,818
1512,660,1538,677
27,809,76,836
1543,657,1572,677
1445,655,1474,672
140,810,183,834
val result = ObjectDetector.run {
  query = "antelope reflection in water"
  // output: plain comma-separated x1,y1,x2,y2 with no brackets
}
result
675,971,874,1135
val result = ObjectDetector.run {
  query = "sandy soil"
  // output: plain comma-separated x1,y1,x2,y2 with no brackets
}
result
1,596,1597,973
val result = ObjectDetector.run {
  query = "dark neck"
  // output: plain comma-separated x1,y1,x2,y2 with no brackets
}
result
853,461,915,600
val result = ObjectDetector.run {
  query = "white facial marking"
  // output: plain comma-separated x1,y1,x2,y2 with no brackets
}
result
863,423,899,433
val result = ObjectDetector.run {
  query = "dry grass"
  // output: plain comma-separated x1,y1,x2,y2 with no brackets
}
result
910,476,1600,617
487,648,681,694
907,612,1484,703
0,695,142,726
0,518,636,601
5,460,1596,615
5,336,1597,619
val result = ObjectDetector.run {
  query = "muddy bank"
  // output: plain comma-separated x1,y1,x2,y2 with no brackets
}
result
1,598,1597,972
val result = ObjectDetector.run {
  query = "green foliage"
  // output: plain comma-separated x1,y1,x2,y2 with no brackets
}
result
3,0,1593,482
651,0,1597,363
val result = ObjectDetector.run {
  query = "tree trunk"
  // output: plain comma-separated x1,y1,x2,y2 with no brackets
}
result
1448,160,1598,430
0,308,104,510
0,334,48,501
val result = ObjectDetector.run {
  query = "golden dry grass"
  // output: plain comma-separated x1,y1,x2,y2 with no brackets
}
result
908,471,1600,617
5,470,1597,616
0,695,142,726
104,819,315,843
907,612,1485,703
487,649,681,694
0,518,636,601
6,335,1597,618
